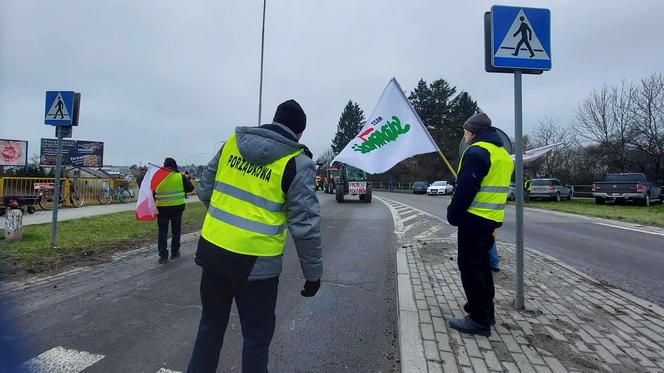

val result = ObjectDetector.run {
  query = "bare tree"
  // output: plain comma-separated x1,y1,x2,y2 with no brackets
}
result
528,117,578,182
315,148,336,167
574,82,638,173
632,73,664,179
609,81,637,172
575,85,612,146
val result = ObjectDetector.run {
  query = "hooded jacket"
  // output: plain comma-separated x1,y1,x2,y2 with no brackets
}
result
195,122,322,281
447,127,507,231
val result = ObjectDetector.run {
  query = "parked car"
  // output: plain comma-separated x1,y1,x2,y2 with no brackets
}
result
593,173,662,206
529,178,572,202
427,180,454,195
412,181,428,194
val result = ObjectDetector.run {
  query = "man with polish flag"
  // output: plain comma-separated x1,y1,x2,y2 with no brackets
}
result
136,157,194,263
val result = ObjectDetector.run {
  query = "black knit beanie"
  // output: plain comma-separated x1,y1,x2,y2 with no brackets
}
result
163,157,178,171
463,112,492,134
273,99,306,134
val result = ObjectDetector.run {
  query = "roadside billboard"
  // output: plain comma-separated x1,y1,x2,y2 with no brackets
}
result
0,139,28,166
40,138,104,167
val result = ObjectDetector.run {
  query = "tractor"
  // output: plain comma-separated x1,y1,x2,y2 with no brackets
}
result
334,163,372,203
322,167,340,194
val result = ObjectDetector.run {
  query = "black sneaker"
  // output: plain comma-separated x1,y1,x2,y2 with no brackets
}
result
448,316,491,337
170,251,181,260
158,256,168,264
464,303,496,325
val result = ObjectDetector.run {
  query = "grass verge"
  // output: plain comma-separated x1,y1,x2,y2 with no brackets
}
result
525,198,664,227
0,202,207,277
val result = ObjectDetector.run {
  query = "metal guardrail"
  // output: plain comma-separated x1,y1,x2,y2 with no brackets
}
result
570,185,593,198
370,181,595,198
371,182,417,191
0,177,138,207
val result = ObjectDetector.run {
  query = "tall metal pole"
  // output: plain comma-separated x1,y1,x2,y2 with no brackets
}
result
50,126,65,249
514,70,525,310
258,0,267,126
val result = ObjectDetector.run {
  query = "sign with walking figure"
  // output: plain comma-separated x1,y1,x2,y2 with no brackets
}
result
491,6,551,71
45,91,76,125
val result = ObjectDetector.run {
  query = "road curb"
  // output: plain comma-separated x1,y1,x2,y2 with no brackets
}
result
375,196,428,373
379,194,664,319
376,193,664,372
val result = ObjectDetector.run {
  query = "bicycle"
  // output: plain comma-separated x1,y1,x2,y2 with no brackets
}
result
98,181,133,205
37,179,85,210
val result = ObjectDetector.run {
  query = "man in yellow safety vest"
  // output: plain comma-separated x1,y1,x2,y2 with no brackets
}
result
154,157,194,263
187,100,322,372
447,113,513,337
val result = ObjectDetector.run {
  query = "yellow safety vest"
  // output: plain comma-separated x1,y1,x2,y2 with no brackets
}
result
458,141,514,223
524,179,531,191
155,172,185,207
201,134,302,256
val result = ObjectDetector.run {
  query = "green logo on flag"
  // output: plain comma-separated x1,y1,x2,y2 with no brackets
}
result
352,116,411,154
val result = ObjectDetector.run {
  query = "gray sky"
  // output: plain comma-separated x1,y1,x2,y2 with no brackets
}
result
1,0,663,167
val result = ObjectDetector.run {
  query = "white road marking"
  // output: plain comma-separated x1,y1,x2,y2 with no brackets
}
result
156,369,182,373
594,222,664,237
400,214,419,225
20,346,104,373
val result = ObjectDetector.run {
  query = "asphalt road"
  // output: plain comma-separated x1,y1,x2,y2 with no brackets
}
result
375,191,664,307
3,192,398,373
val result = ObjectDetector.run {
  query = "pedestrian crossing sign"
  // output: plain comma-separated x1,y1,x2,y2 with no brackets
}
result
45,91,75,125
491,5,551,71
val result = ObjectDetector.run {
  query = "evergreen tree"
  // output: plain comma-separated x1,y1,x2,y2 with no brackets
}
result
408,79,457,132
447,91,480,151
331,100,365,154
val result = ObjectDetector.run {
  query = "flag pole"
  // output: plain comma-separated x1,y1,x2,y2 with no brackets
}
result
391,78,458,179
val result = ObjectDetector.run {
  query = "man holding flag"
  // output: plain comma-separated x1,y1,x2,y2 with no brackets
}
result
447,113,513,337
135,158,194,263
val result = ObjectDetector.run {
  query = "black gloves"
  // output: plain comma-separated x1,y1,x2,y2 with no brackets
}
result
301,280,321,297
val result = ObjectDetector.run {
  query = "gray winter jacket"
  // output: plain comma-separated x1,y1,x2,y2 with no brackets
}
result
195,122,323,281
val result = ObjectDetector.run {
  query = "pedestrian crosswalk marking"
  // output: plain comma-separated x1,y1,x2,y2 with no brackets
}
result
18,346,183,373
20,346,105,373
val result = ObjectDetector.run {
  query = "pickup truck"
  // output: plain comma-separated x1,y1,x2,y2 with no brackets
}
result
592,173,662,206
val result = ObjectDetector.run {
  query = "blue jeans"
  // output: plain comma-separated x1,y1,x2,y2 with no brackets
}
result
489,243,500,270
188,270,279,373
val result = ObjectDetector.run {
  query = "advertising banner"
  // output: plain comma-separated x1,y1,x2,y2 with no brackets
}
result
40,138,104,167
0,139,28,166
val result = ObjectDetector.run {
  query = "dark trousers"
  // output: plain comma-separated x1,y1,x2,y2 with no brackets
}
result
457,225,495,325
188,269,279,373
157,209,183,258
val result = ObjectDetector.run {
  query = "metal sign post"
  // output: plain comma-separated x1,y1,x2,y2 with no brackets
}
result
44,90,80,249
50,126,65,248
485,6,550,310
513,70,525,309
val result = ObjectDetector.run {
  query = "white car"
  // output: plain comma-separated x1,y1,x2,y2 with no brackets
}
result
427,181,454,195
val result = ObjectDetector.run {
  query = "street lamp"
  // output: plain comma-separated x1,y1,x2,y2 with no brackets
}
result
258,0,267,125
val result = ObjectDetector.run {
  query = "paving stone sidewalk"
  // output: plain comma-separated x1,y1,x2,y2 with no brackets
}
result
378,196,664,373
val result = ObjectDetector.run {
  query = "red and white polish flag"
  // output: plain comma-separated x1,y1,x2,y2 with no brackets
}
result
135,165,170,221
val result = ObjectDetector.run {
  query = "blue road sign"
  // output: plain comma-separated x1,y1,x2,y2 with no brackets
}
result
45,91,75,125
491,5,551,71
